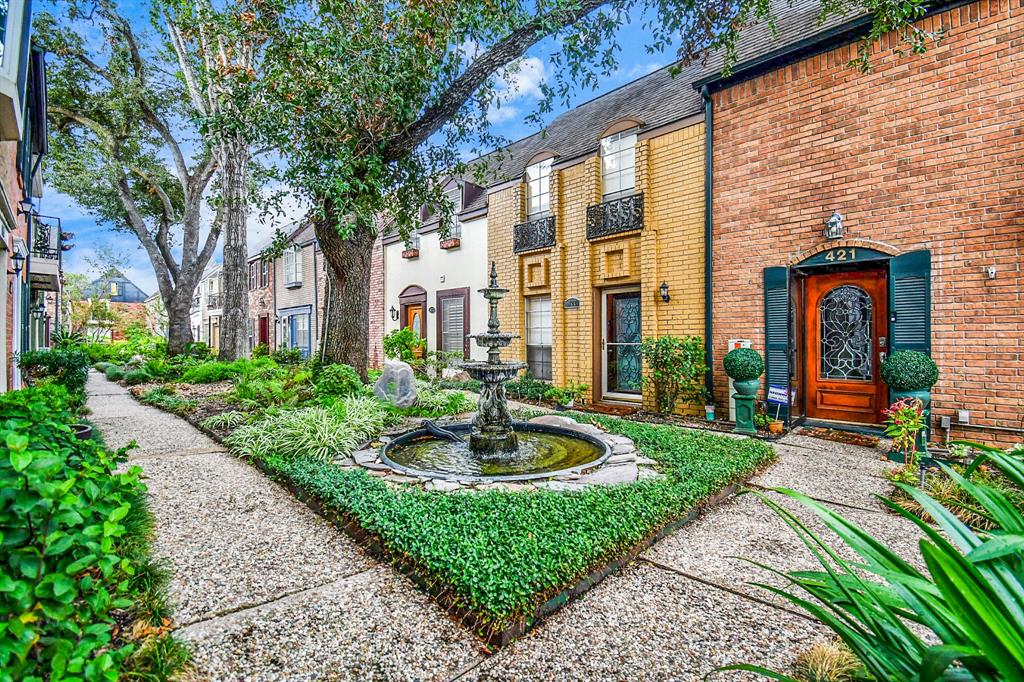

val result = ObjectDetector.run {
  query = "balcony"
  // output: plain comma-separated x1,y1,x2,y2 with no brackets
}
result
513,215,555,253
586,192,644,241
29,217,61,292
207,293,223,309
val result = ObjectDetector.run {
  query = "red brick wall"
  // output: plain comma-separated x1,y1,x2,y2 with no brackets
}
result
711,0,1024,443
247,258,275,351
368,234,385,368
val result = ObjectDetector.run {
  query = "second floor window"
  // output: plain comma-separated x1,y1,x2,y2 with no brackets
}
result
248,262,258,290
283,246,303,285
525,158,552,218
600,129,637,201
261,260,270,287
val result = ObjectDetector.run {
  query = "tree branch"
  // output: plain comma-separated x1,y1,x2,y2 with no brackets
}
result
393,0,607,157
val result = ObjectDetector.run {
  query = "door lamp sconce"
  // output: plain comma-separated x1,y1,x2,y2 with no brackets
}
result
659,281,671,303
16,199,33,217
824,210,845,240
31,304,46,320
8,253,25,276
389,306,399,321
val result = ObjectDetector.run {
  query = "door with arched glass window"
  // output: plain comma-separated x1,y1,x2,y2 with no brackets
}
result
805,269,888,423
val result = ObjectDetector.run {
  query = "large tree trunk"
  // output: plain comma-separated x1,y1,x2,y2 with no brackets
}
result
314,213,375,379
218,138,250,360
166,288,195,355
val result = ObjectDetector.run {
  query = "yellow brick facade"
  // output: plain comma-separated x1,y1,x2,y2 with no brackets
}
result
489,121,706,411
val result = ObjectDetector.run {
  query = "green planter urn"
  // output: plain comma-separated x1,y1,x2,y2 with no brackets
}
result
724,348,765,437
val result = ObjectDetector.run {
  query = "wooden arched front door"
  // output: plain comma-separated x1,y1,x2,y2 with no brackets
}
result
399,285,427,358
805,268,888,423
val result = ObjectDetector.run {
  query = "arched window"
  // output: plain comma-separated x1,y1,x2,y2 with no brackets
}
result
819,285,873,380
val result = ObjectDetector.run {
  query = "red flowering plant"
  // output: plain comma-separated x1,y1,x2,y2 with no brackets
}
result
883,397,926,468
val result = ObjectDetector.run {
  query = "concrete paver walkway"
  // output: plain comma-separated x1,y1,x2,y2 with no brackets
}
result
87,373,920,681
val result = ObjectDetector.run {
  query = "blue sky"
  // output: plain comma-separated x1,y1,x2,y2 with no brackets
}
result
47,7,678,296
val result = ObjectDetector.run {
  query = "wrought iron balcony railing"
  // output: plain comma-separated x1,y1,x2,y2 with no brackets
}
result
586,192,644,240
207,294,223,309
31,219,60,260
513,215,555,253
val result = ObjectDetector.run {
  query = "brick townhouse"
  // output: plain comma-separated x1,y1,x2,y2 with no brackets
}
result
700,0,1023,443
246,237,275,352
370,0,1022,442
273,221,327,358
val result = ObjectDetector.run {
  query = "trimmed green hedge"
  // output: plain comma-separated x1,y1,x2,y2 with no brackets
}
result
723,347,764,381
881,350,938,391
259,414,773,632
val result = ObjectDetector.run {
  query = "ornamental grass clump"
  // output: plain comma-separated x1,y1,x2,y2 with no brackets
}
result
225,407,360,462
335,395,398,441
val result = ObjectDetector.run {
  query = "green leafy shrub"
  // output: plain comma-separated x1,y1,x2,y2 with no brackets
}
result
728,444,1024,681
272,347,304,365
382,327,424,362
138,387,197,415
251,342,270,358
18,348,90,404
640,335,709,412
504,372,550,401
408,383,476,415
181,357,279,384
105,365,126,381
82,342,118,364
263,414,773,631
436,378,481,392
52,328,86,349
181,341,213,359
880,350,938,391
93,361,114,373
225,407,360,462
543,382,589,407
334,395,399,441
122,369,154,386
0,386,176,678
315,363,363,397
723,347,764,381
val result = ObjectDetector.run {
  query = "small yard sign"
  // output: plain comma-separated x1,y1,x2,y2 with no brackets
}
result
767,385,789,405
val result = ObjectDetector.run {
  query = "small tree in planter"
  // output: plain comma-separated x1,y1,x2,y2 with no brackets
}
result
881,350,938,452
639,335,709,415
723,348,764,436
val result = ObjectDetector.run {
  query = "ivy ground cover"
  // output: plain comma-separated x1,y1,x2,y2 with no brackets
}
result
259,413,774,639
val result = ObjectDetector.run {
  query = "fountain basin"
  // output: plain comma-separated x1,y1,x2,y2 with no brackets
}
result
380,422,612,482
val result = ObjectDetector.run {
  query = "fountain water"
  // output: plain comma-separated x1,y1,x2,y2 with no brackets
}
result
380,263,611,482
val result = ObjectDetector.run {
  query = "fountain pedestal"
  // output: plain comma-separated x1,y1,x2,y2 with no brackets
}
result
462,263,527,457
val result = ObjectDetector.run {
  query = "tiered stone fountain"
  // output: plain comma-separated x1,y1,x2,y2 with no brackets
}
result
379,263,614,482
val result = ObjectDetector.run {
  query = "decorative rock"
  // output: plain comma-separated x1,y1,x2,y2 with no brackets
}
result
604,435,633,446
611,442,635,455
361,460,392,471
352,449,378,465
575,462,639,486
372,361,418,408
635,456,658,466
607,453,637,465
425,479,461,492
528,414,603,436
541,480,587,492
637,466,661,480
333,457,356,467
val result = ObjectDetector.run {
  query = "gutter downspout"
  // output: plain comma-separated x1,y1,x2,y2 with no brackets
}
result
701,85,714,400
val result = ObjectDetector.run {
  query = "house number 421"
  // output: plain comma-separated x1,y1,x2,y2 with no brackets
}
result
824,248,857,262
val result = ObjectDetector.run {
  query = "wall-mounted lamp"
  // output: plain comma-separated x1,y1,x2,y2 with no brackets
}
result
9,253,25,276
17,199,33,217
824,210,845,240
659,281,671,303
389,305,399,321
31,304,46,320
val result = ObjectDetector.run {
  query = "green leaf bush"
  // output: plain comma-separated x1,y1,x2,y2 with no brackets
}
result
18,348,90,406
880,350,938,391
122,369,153,386
0,385,185,679
104,365,126,382
723,348,764,382
180,357,278,384
271,347,303,365
259,414,773,632
382,327,425,363
137,387,196,416
640,335,709,413
314,363,364,398
729,441,1024,681
410,383,476,415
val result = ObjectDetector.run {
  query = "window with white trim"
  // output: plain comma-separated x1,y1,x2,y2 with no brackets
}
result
283,246,302,285
525,158,552,218
524,296,552,380
600,129,637,200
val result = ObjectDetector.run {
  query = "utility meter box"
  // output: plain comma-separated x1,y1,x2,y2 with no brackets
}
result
727,339,752,422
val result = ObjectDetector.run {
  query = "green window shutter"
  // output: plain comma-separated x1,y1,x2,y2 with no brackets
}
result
889,250,931,355
763,266,790,422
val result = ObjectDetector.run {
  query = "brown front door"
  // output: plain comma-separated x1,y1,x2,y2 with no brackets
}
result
258,315,269,345
805,269,887,424
405,303,426,359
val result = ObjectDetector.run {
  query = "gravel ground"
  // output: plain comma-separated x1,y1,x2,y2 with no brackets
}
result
463,563,826,682
178,568,483,681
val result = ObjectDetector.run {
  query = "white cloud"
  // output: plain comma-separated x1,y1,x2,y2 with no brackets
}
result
487,104,520,124
495,57,548,102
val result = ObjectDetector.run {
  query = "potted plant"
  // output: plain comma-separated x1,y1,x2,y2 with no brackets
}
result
71,423,93,440
882,397,927,466
881,350,938,408
723,348,764,435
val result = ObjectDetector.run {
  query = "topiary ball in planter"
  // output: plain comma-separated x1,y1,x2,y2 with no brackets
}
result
881,350,938,392
724,348,764,399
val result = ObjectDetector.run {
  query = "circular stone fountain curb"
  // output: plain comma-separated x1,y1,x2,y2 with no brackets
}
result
341,414,663,491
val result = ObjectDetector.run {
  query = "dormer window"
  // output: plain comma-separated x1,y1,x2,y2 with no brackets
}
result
600,129,637,201
283,245,303,287
525,158,552,218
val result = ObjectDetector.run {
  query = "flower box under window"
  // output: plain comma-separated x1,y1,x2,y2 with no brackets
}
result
402,248,420,259
439,237,461,250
